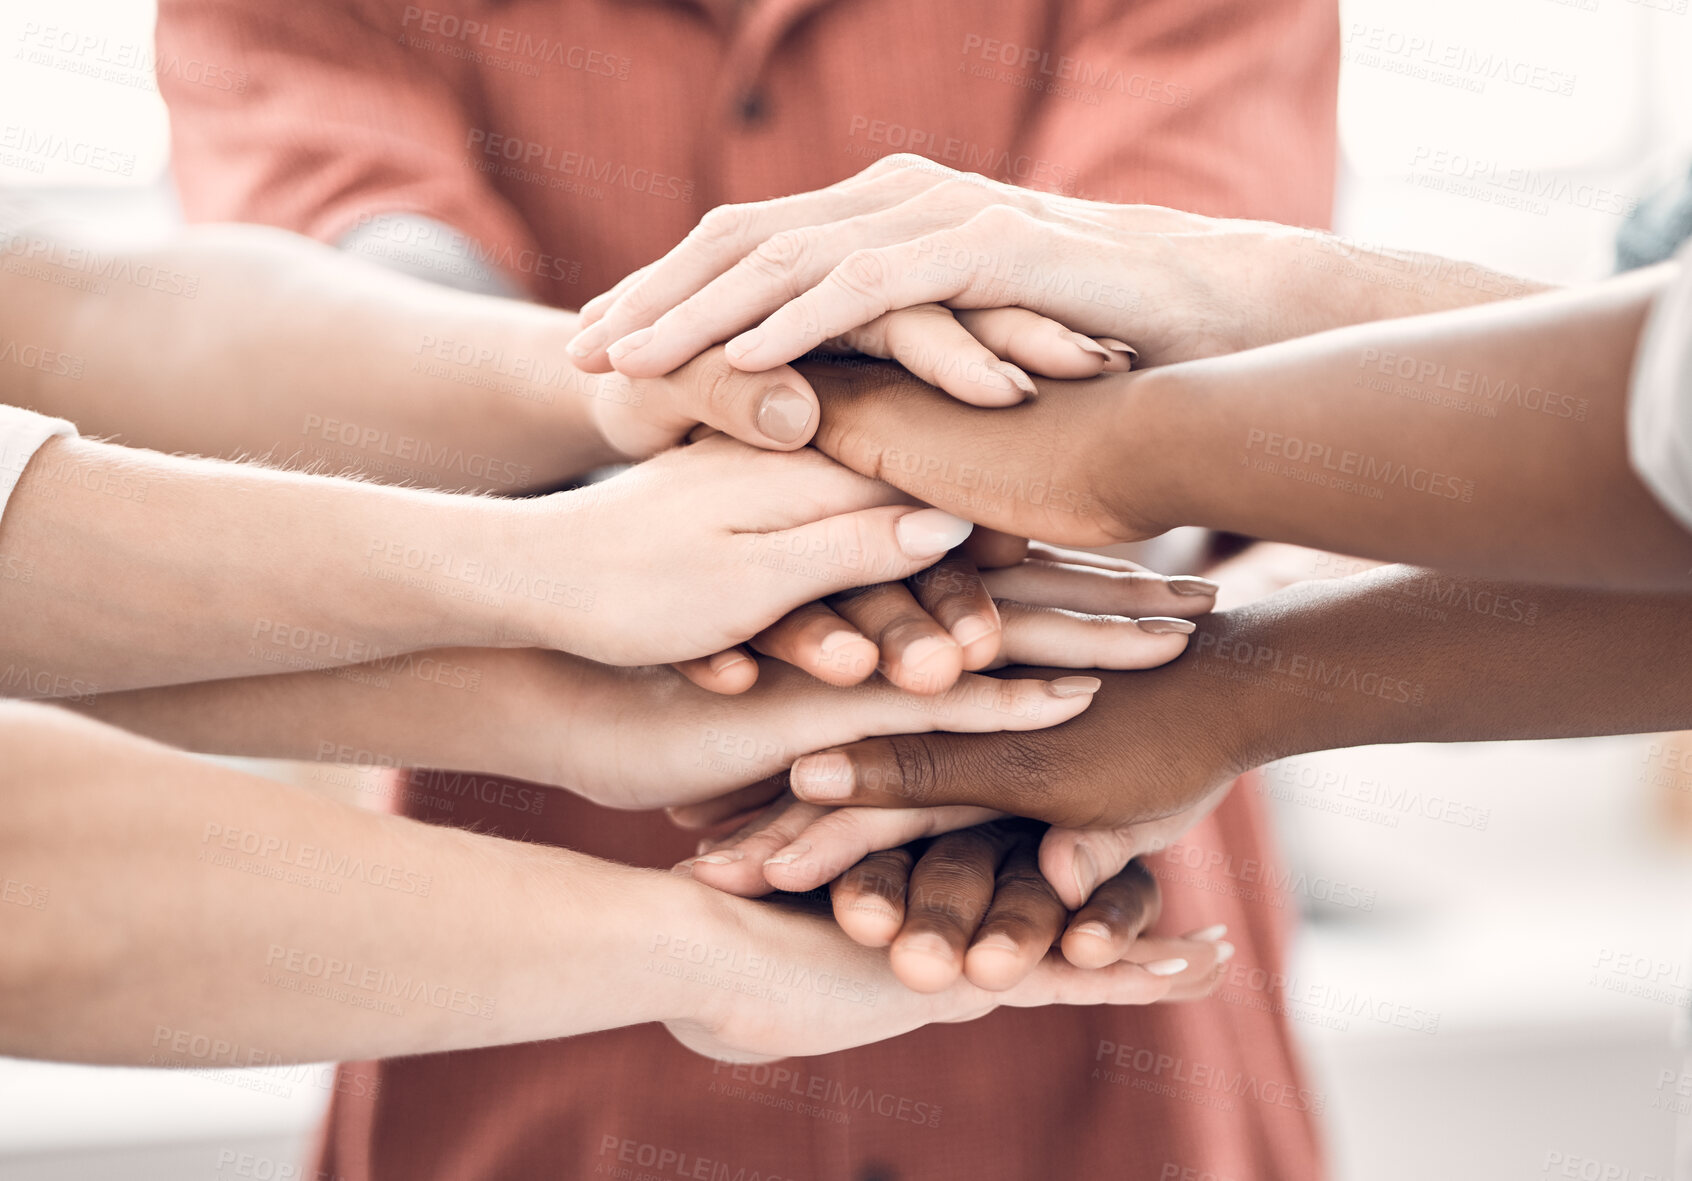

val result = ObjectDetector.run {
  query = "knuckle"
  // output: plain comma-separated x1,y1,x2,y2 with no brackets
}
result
691,203,758,248
833,249,894,300
689,352,744,417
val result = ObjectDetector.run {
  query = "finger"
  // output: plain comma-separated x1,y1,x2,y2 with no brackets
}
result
953,307,1115,380
1059,859,1161,969
827,580,962,695
726,209,1043,371
830,846,916,947
890,826,1014,993
989,600,1194,670
963,837,1068,991
748,601,878,687
1038,823,1143,910
788,731,1055,816
665,776,789,831
571,166,945,369
908,553,1001,670
575,264,652,335
759,802,1001,893
670,647,760,695
686,794,831,897
675,352,823,450
1122,931,1235,1001
993,953,1179,1009
837,304,1037,407
961,527,1029,569
756,506,974,616
982,551,1218,618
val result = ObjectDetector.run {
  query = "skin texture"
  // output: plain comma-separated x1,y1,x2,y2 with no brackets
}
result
797,264,1692,588
693,566,1692,907
0,701,1194,1068
570,155,1546,376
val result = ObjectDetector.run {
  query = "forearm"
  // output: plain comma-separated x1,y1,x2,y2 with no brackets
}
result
1196,566,1692,773
0,700,716,1064
1134,263,1692,586
5,225,618,492
65,647,557,785
0,436,540,691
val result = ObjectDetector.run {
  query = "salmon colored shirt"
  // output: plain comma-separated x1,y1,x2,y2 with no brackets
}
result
157,2,1340,1178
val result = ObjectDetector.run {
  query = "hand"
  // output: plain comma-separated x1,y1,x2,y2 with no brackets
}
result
673,543,1218,695
686,811,1231,993
510,431,977,665
660,876,1208,1065
567,156,1281,378
799,356,1166,547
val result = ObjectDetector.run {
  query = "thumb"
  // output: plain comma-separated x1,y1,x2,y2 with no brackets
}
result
755,505,973,599
677,355,821,450
1038,824,1144,910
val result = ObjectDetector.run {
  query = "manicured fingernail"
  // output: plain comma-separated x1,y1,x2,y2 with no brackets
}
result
670,859,697,875
566,334,597,358
977,366,1019,396
1071,921,1113,942
895,508,974,559
1167,576,1221,598
1065,331,1113,359
709,649,752,672
755,385,814,444
726,328,765,360
605,325,654,361
1144,958,1189,977
1047,675,1102,698
790,752,853,800
695,850,746,866
1214,941,1236,965
763,842,808,868
1095,338,1138,364
952,614,997,648
1186,924,1229,942
988,361,1037,398
1136,617,1196,635
1072,844,1100,901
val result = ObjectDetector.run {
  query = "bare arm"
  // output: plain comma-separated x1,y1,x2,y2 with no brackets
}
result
806,264,1692,587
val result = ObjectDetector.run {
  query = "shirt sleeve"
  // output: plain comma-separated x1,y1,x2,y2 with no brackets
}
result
155,0,547,296
1015,0,1340,227
0,405,76,524
1628,247,1692,533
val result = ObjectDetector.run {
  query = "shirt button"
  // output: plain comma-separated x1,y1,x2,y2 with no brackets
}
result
737,89,770,126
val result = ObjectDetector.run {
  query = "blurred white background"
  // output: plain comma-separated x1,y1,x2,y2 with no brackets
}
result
3,1,1692,1178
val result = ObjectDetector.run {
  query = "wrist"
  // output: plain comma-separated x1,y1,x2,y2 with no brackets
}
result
1096,365,1212,541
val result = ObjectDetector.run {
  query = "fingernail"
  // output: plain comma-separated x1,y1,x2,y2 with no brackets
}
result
1065,331,1113,360
755,385,814,444
1047,675,1102,698
670,859,697,876
819,629,870,655
895,508,974,559
1214,941,1236,965
1071,921,1113,942
605,325,654,361
695,850,746,866
974,931,1021,954
1095,338,1138,365
899,932,954,960
1136,617,1196,635
790,751,853,800
1072,844,1100,901
1186,924,1229,942
952,614,997,648
762,842,808,868
726,328,765,360
900,634,960,674
709,649,752,673
1144,958,1189,977
566,335,596,358
1167,576,1221,598
977,366,1019,396
988,361,1037,398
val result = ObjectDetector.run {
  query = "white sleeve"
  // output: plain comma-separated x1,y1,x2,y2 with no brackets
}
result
0,404,77,523
1629,245,1692,533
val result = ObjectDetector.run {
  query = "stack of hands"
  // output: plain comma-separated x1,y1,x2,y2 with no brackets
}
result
8,156,1691,1070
